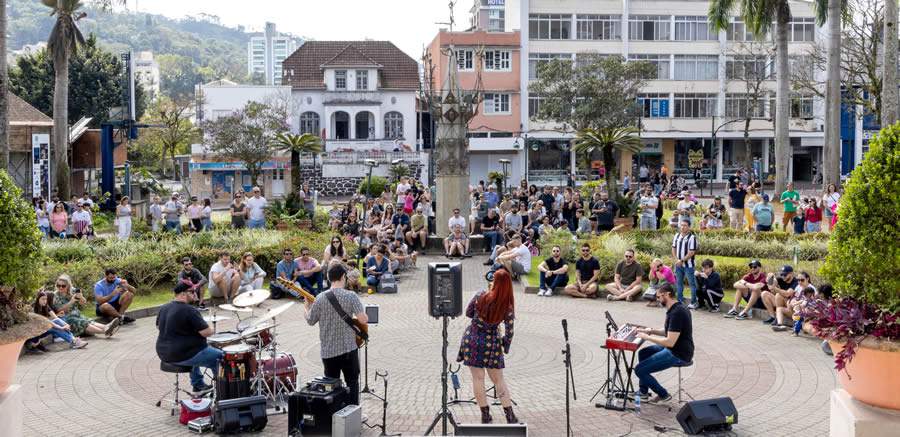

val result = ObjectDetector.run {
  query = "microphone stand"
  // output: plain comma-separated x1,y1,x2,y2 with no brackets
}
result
562,319,576,437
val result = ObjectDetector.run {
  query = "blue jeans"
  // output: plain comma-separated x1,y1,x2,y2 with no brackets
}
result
366,275,380,287
174,346,224,389
539,272,568,292
29,318,75,345
674,265,698,304
247,218,266,229
297,271,324,295
201,217,213,231
165,220,181,234
635,344,684,398
39,225,50,238
483,231,502,250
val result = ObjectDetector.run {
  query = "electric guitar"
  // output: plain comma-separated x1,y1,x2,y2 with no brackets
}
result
276,277,368,347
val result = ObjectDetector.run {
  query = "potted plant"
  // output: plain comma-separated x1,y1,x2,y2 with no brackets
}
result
0,170,51,392
614,192,639,231
293,208,313,230
811,123,900,410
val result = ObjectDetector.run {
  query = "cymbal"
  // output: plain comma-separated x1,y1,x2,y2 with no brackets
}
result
203,314,232,323
219,303,252,313
233,289,270,307
250,302,294,327
241,322,274,338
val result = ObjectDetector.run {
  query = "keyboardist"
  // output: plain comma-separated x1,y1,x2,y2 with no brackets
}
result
634,283,694,404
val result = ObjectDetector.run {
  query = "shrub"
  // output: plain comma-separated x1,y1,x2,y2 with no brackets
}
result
579,181,603,200
0,170,43,295
43,239,96,263
821,123,900,311
358,176,389,197
539,229,577,262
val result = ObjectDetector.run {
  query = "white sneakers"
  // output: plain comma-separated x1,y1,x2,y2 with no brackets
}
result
537,288,553,297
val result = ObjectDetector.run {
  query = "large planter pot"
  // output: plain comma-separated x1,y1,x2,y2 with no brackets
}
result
296,219,313,230
613,217,634,231
0,314,52,392
829,338,900,410
0,340,26,392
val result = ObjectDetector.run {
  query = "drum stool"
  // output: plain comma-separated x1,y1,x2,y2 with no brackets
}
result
673,360,694,403
156,361,194,416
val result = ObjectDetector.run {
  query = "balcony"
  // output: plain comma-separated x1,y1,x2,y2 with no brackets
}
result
323,91,384,105
323,138,414,153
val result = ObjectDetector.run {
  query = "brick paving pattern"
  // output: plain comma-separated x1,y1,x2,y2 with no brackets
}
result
15,255,837,436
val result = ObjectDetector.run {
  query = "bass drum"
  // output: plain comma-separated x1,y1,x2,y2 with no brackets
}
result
259,352,297,392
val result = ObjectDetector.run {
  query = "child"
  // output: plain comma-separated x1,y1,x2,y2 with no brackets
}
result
792,199,807,234
694,259,724,312
788,286,817,335
576,209,591,235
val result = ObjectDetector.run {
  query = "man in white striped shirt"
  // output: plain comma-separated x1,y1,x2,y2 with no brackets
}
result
671,221,699,307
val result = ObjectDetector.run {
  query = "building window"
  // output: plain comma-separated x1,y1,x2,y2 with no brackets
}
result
484,93,511,114
775,94,814,118
788,55,815,81
673,93,717,118
726,18,755,41
529,14,572,40
726,55,769,80
528,95,542,118
335,70,347,90
629,54,670,80
488,9,505,31
457,49,474,71
674,16,715,41
725,94,766,118
628,15,671,41
484,50,511,71
356,70,368,90
299,112,320,135
529,53,570,80
384,111,404,139
576,14,621,40
638,93,670,118
788,18,815,42
673,55,718,80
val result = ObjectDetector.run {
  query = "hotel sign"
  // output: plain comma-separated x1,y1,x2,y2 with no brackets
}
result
483,0,505,6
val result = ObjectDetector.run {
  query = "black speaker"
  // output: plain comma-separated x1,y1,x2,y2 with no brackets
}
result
676,397,738,435
428,262,462,318
213,395,267,434
456,423,528,436
288,379,349,436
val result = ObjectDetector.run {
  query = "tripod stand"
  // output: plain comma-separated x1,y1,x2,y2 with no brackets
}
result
362,370,402,436
424,314,458,436
448,364,476,406
360,341,376,395
562,319,576,437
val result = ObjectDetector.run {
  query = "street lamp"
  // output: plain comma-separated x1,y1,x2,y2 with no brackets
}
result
498,158,511,194
358,158,379,272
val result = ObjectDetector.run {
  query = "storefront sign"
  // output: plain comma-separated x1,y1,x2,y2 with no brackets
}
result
31,134,50,199
485,0,505,6
688,149,705,169
641,142,662,154
189,161,288,171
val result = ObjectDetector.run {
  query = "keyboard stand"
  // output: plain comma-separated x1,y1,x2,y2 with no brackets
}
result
592,345,638,411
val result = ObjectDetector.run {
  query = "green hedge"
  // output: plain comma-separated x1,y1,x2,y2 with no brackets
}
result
0,170,42,295
630,231,828,261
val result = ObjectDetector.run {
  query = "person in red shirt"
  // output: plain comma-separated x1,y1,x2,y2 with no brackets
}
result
724,260,767,320
805,198,823,233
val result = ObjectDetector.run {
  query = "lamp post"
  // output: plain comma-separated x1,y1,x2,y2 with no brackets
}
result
498,158,511,195
514,126,529,184
390,158,405,185
359,158,379,271
709,115,771,196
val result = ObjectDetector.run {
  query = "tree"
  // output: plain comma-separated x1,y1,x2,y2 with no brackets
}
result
711,0,796,195
572,127,642,200
273,132,322,194
137,97,198,178
203,102,287,188
884,0,898,126
822,0,845,190
0,0,8,171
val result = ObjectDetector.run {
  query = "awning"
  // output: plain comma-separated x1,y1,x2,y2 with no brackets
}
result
190,161,289,171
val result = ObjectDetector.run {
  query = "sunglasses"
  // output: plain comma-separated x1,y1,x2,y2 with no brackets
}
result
55,283,67,288
624,255,633,259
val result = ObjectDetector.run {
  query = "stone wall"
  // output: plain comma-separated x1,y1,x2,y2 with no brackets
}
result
297,162,426,197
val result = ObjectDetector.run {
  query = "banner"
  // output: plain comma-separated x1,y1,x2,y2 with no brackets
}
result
32,134,51,199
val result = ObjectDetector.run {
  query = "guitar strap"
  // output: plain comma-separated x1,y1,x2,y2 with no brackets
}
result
325,291,368,341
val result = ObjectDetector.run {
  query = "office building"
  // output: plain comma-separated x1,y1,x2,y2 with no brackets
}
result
248,22,303,85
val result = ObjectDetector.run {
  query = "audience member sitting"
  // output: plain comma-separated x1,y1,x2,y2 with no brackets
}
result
379,204,397,241
564,243,602,298
725,260,767,320
71,203,94,238
537,216,555,238
645,258,676,307
760,265,799,325
537,245,569,296
94,268,136,324
209,252,241,303
323,236,347,265
605,249,645,301
575,209,591,235
51,274,120,338
294,247,324,295
773,272,815,332
480,208,502,252
388,236,417,272
447,208,467,234
492,234,531,278
693,259,723,312
270,248,297,299
392,208,411,241
703,197,725,230
342,213,361,238
503,203,523,234
26,290,88,352
237,252,266,293
444,224,469,257
406,206,428,252
365,244,391,291
328,204,344,231
177,257,208,308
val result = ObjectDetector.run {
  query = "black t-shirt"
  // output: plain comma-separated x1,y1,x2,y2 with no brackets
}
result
703,271,723,293
544,256,566,274
592,200,618,226
575,257,601,282
775,277,799,293
727,175,740,190
156,301,209,363
481,214,499,230
665,302,694,362
540,193,555,211
728,189,746,209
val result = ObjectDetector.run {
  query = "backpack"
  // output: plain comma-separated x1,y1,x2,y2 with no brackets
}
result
377,273,398,294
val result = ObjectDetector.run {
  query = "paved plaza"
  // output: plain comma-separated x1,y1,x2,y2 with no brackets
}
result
14,256,837,436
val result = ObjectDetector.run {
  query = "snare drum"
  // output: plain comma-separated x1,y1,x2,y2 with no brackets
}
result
240,323,273,349
207,331,242,348
259,352,297,391
221,344,258,376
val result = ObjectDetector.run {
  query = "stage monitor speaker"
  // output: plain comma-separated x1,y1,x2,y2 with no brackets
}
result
332,404,362,437
428,262,462,318
213,395,267,434
456,423,528,436
676,397,738,435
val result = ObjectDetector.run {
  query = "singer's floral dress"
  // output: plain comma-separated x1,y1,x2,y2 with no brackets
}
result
456,291,515,369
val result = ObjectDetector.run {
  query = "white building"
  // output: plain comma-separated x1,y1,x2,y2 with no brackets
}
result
133,51,160,98
247,22,303,86
513,0,824,183
281,40,420,153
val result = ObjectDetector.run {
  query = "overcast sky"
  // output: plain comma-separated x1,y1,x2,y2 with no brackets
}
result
128,0,474,58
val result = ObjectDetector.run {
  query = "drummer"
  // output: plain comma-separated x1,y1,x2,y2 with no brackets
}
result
156,282,223,394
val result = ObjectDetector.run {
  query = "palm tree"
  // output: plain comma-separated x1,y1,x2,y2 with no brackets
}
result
710,0,794,195
572,127,642,200
273,132,323,194
884,0,898,126
0,0,8,171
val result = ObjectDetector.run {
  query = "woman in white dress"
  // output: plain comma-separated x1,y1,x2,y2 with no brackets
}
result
821,184,841,232
116,196,132,239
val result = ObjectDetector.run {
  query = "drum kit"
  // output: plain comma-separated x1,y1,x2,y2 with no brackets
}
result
204,289,298,412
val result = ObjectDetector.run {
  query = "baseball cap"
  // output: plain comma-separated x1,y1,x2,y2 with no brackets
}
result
762,194,770,202
173,282,191,294
748,260,762,268
780,265,794,276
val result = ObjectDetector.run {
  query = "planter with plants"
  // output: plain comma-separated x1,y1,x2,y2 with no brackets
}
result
808,123,900,411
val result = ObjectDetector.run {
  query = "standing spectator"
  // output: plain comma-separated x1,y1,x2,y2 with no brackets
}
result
780,182,800,232
148,196,163,232
792,200,807,234
246,186,268,229
727,170,742,190
406,206,428,252
727,182,747,230
603,249,643,301
639,164,650,184
655,192,665,230
672,221,699,307
537,245,569,296
821,183,840,232
693,259,723,312
638,185,658,230
270,248,297,299
622,172,631,194
187,196,203,232
164,194,183,233
300,182,316,222
237,252,266,293
72,203,94,239
177,257,209,308
229,192,248,229
201,198,213,231
591,191,618,234
116,196,133,240
49,202,68,239
94,268,136,324
744,186,762,232
725,260,767,320
36,199,51,237
561,189,577,231
752,194,775,232
295,247,325,295
805,198,823,232
539,186,555,213
395,176,411,208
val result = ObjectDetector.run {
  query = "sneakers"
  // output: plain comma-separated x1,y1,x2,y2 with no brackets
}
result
762,316,776,325
105,317,121,338
71,338,88,349
735,312,749,320
193,383,214,394
483,259,493,266
537,288,549,297
724,309,738,318
121,316,136,325
709,305,720,313
771,325,788,332
647,394,672,404
687,303,698,310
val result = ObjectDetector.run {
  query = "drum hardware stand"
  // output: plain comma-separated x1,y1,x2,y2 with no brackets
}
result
362,370,401,436
251,314,294,414
424,314,458,436
562,319,576,437
470,385,518,407
447,364,475,406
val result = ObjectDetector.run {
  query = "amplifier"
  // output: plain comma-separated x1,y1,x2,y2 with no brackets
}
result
332,404,362,437
456,423,528,436
288,380,349,436
676,397,738,435
212,395,267,434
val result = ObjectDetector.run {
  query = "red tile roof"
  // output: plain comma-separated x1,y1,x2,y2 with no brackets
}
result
9,93,53,126
283,41,419,90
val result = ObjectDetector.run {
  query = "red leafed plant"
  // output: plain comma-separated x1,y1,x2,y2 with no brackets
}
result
803,297,900,375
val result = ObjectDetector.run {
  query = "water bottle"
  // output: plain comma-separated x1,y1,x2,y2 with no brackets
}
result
634,391,641,415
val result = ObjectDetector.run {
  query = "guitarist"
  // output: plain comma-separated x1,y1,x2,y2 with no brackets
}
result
303,263,368,405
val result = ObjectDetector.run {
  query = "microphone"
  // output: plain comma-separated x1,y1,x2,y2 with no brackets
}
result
562,318,569,342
